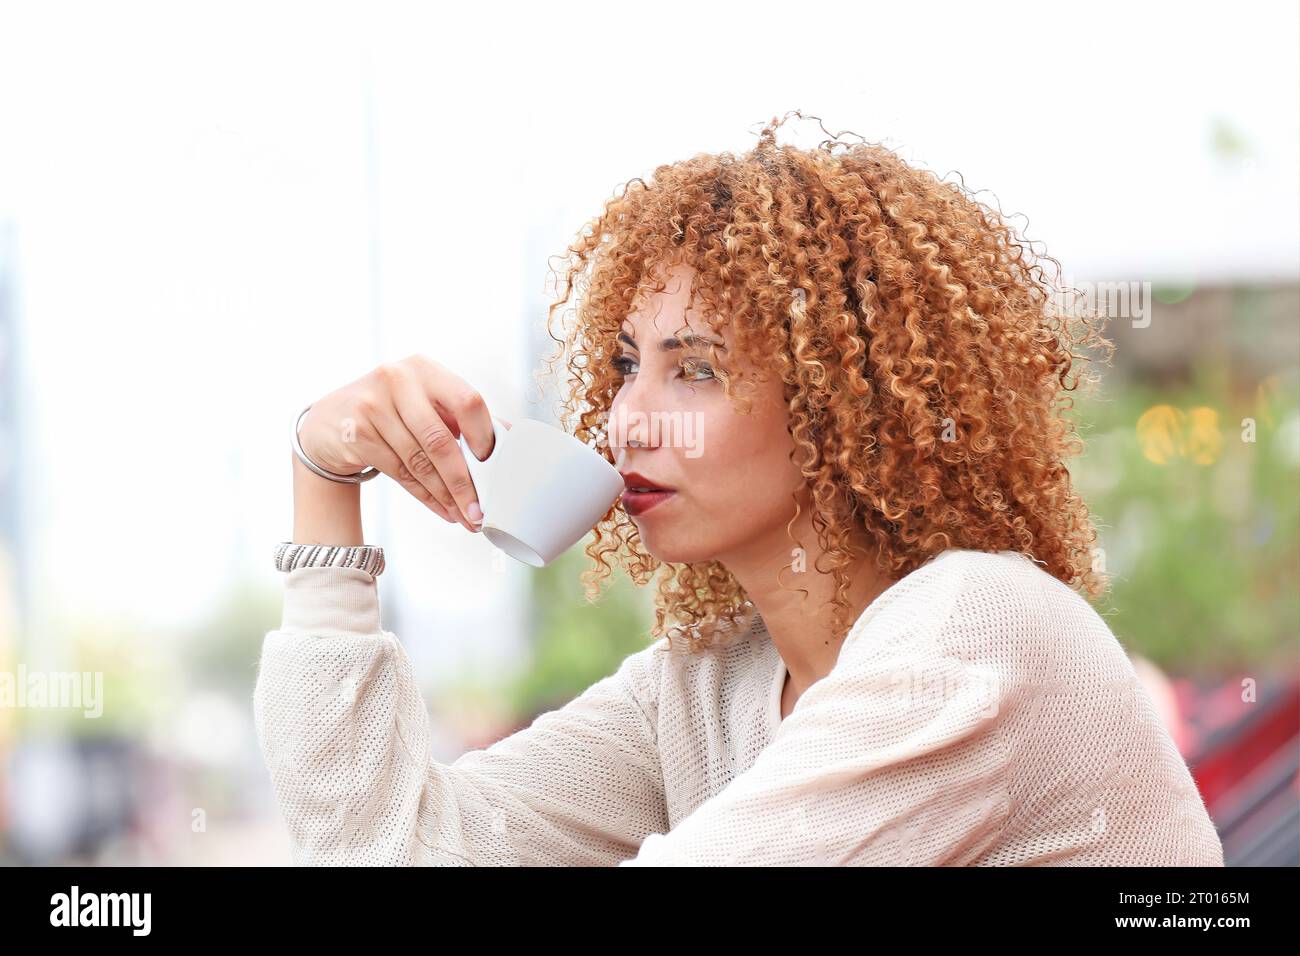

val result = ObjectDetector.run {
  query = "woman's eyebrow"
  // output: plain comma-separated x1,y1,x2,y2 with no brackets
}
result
617,330,726,352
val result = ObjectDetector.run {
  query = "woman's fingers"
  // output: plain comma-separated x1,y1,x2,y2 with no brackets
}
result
370,398,480,532
383,364,487,531
347,413,462,526
414,357,499,465
315,355,502,533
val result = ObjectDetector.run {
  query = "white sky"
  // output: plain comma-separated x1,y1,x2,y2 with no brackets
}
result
0,0,1296,669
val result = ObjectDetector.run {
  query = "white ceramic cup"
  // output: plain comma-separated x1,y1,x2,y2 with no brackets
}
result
457,415,626,567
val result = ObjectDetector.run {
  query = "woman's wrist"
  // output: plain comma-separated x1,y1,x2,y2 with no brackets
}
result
292,449,365,545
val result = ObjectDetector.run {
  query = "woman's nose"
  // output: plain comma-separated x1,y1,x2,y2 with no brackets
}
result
610,403,650,449
610,381,662,450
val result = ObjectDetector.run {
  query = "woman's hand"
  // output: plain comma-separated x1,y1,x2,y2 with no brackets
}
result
297,355,509,533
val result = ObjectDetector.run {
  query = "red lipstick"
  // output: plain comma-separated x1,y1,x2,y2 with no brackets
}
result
619,471,676,517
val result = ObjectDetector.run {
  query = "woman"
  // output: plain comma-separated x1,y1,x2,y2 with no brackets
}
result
253,114,1225,866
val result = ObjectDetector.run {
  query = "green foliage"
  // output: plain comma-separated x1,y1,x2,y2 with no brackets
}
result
507,541,655,717
10,614,177,738
1071,363,1299,674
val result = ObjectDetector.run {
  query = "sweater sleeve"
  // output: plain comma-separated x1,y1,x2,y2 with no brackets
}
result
252,565,668,866
620,568,1013,866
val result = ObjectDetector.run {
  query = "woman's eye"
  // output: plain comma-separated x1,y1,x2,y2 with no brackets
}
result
680,359,716,381
611,355,715,381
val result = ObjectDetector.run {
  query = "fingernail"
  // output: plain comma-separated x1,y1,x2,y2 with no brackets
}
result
467,502,484,524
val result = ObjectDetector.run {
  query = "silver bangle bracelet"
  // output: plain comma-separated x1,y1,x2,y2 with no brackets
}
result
292,403,381,484
274,541,386,576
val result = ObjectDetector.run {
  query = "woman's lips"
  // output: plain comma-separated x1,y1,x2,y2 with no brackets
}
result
621,488,676,516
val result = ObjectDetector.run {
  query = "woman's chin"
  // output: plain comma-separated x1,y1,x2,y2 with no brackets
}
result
629,504,724,564
636,531,717,566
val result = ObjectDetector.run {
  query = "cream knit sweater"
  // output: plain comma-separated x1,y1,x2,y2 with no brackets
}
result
252,547,1225,866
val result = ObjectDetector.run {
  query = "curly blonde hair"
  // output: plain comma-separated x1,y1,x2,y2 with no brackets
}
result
537,111,1115,653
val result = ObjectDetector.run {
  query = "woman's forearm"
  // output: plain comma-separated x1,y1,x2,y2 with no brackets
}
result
292,449,364,545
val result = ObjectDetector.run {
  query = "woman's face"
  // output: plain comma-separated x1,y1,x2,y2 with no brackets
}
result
608,261,806,566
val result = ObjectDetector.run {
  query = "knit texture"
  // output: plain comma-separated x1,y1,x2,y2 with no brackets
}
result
252,547,1225,866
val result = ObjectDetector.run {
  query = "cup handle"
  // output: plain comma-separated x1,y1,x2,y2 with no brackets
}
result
482,414,513,459
461,414,506,462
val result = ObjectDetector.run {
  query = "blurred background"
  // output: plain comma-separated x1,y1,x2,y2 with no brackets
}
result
0,0,1295,865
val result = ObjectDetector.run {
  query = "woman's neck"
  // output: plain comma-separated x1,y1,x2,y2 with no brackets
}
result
720,512,895,701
